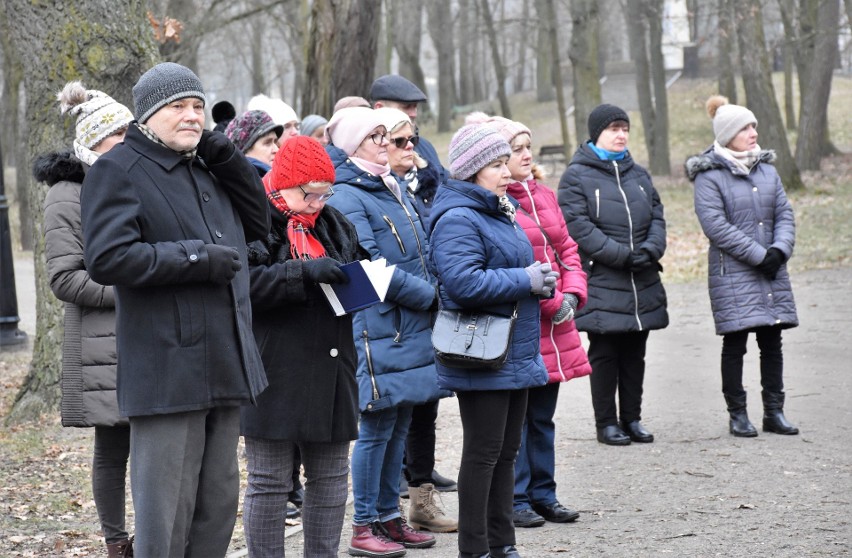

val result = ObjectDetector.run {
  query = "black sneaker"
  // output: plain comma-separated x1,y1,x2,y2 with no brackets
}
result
512,508,545,528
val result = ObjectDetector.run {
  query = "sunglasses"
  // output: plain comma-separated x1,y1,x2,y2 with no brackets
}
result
299,185,335,202
390,135,420,149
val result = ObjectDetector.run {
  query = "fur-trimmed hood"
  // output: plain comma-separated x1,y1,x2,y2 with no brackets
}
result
685,147,776,182
33,150,86,186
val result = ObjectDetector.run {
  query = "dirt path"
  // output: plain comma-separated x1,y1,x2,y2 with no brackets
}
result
8,258,851,557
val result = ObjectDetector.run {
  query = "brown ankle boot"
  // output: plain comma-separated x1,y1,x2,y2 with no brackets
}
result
379,516,436,549
106,537,133,558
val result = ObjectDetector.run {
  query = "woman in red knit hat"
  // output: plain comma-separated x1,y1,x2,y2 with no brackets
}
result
240,136,367,557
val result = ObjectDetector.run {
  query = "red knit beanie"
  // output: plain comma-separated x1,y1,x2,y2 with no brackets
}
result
269,136,336,191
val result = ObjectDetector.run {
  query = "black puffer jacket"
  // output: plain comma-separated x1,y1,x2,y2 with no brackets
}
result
557,143,668,334
36,150,126,427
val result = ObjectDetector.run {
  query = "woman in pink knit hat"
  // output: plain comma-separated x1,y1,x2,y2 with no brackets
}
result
470,113,591,529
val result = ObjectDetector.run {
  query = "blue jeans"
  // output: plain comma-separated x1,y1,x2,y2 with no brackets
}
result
513,382,560,510
351,405,413,525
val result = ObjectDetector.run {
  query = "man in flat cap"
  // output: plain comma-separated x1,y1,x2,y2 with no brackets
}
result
81,62,270,557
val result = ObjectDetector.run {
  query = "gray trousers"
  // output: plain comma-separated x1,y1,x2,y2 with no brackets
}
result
129,406,240,558
243,437,350,557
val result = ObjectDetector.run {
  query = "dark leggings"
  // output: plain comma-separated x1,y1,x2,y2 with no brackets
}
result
405,400,439,486
721,325,784,398
457,389,528,555
93,425,131,543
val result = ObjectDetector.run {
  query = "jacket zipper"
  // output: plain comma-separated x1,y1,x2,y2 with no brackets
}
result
382,215,406,254
397,199,429,276
595,189,600,219
548,320,568,381
613,161,643,331
362,330,380,400
719,251,725,277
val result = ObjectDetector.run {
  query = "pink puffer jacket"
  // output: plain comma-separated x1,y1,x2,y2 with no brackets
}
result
508,177,592,383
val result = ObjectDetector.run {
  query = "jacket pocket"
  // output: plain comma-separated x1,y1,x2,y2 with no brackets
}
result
173,293,202,347
382,215,406,255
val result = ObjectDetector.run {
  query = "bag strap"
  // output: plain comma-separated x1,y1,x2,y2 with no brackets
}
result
516,206,574,272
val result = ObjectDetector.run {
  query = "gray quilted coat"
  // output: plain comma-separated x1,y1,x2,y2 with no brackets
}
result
36,151,125,427
686,147,798,335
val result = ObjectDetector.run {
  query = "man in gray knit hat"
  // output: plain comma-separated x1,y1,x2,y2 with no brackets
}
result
81,61,270,557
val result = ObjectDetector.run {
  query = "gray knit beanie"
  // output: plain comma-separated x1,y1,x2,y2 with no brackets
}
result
132,62,207,124
448,123,511,181
706,95,757,147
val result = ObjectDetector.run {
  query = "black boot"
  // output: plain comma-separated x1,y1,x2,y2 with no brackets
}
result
724,393,757,437
762,391,799,435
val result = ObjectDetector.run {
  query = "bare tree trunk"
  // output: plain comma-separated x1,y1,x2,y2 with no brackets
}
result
646,0,671,175
4,0,157,423
392,0,430,119
427,0,456,132
377,0,394,76
626,2,655,149
480,0,512,118
332,1,381,100
717,0,737,103
514,0,530,93
0,16,32,251
533,0,555,102
544,0,571,157
569,0,601,144
735,0,803,191
458,0,476,105
795,0,839,169
302,0,336,115
782,37,796,130
250,19,267,95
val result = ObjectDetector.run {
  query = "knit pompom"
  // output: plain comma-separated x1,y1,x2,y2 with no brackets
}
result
706,95,729,119
57,81,89,115
464,111,490,125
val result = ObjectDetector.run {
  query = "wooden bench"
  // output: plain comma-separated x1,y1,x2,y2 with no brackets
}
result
538,144,568,174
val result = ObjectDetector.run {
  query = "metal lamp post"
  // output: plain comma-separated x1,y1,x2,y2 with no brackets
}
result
0,136,28,349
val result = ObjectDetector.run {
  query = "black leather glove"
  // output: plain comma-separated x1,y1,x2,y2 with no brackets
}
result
756,247,784,280
206,244,242,285
628,249,653,272
302,257,348,284
197,130,236,165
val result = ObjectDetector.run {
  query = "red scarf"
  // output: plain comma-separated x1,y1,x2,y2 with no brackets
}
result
263,174,327,260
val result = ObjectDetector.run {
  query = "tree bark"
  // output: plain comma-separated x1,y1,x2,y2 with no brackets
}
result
717,0,738,103
795,0,839,169
544,0,571,157
4,0,158,423
302,0,338,115
569,0,601,143
480,0,512,118
427,0,456,132
735,0,803,191
646,0,671,175
533,0,555,102
332,1,381,101
458,0,476,105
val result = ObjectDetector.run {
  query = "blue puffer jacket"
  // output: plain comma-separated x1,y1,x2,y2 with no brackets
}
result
686,147,798,335
428,178,548,392
326,146,449,412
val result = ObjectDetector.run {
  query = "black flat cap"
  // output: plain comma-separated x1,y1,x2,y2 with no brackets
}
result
370,75,427,103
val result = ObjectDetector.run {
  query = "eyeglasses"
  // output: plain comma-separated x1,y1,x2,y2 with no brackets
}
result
299,185,335,203
390,135,420,149
368,132,387,145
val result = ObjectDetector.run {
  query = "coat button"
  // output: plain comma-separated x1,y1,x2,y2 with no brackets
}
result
189,254,198,262
215,230,223,238
330,348,339,357
758,222,763,226
202,192,210,201
753,187,757,191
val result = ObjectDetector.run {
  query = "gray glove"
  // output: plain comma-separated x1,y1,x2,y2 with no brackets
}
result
553,293,579,324
525,262,559,297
